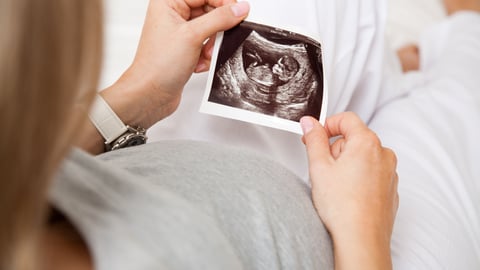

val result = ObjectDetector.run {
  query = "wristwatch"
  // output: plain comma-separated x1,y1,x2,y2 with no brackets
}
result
88,94,147,151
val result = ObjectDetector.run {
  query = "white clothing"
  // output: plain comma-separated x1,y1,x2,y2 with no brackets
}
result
370,12,480,269
386,0,446,49
99,0,435,180
146,0,399,181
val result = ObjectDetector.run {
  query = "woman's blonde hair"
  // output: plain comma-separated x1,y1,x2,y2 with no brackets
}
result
0,0,103,268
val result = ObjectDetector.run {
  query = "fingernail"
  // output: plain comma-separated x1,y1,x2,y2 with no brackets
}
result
300,117,314,135
231,1,250,17
207,46,214,58
195,63,207,72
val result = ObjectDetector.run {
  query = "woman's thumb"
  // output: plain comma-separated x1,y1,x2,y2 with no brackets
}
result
189,2,250,42
300,116,332,165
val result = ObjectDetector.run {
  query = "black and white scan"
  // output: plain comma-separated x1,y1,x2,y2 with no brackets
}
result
208,21,324,122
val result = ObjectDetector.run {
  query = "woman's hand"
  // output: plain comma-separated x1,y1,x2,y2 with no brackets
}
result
300,112,399,270
102,0,250,129
78,0,249,154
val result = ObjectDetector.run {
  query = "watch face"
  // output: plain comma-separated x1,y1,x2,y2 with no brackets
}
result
124,136,147,147
110,133,147,151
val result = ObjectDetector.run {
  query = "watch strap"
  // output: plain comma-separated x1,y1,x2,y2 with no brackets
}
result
88,94,128,144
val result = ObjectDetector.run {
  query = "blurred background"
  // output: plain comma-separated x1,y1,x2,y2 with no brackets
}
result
100,0,446,89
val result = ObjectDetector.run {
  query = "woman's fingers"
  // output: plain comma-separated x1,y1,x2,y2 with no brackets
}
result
324,112,371,140
301,113,371,166
184,0,237,8
301,116,334,166
195,35,216,72
330,137,346,159
187,2,249,44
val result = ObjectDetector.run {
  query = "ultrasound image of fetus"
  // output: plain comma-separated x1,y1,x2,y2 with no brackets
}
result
245,52,299,87
209,23,323,122
273,56,300,82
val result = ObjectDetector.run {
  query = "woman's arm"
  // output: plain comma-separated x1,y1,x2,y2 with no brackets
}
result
76,0,250,154
301,112,399,270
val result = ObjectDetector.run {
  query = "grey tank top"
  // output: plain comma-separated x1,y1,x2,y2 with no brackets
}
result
51,141,333,270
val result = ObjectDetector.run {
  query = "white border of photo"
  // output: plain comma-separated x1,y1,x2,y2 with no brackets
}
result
200,22,328,135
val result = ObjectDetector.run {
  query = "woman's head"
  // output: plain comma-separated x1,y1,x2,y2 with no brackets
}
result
0,0,103,268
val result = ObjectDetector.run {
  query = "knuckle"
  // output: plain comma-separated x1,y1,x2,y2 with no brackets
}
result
343,111,360,121
368,131,382,146
359,130,382,149
384,147,398,167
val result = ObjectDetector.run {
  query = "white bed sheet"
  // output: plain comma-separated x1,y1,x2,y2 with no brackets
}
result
372,13,480,268
386,0,446,49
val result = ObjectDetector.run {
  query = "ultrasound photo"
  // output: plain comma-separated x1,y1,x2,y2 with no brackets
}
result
201,21,327,133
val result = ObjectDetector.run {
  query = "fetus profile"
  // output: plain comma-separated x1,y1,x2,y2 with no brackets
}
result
245,52,300,87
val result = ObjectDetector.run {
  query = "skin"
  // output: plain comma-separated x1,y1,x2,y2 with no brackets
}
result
40,220,92,270
397,44,420,72
444,0,480,13
301,114,398,270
